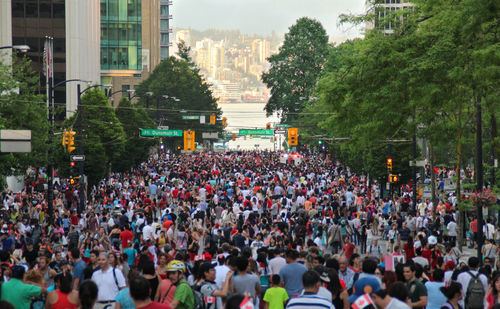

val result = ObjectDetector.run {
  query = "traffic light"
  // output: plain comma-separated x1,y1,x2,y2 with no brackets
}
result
183,130,195,151
266,123,271,130
67,130,76,154
232,133,236,141
387,158,393,171
159,137,164,149
318,140,323,145
62,130,69,148
70,176,80,185
222,117,227,127
70,161,75,167
288,127,298,146
388,174,399,183
210,115,216,125
177,146,182,151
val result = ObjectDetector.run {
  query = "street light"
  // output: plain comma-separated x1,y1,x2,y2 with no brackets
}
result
0,45,30,52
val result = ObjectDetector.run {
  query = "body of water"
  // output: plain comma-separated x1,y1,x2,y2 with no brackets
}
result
219,103,285,150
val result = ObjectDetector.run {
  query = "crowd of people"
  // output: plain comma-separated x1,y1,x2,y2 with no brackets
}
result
0,150,498,309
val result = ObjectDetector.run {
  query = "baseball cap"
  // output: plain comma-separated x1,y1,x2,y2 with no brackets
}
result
348,277,382,303
428,235,437,246
200,262,216,275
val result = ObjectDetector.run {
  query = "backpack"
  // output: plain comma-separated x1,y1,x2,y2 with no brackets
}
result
192,283,207,309
465,271,485,309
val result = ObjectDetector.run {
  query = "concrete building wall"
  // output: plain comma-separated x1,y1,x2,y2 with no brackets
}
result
65,0,101,117
0,0,13,65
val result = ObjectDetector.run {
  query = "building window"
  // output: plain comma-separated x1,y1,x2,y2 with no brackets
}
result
161,19,169,30
25,1,38,18
160,5,169,16
12,2,24,17
53,2,65,18
39,2,51,18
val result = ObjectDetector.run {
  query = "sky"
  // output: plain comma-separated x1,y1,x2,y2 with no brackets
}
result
171,0,367,43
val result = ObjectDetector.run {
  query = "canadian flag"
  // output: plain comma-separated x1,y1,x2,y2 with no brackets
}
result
239,297,254,309
352,294,374,309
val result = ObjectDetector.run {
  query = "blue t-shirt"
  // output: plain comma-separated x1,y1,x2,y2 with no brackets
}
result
425,281,446,309
124,248,136,266
115,287,135,309
73,260,86,287
279,262,308,297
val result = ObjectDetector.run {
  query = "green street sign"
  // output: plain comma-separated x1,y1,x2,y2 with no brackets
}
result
140,129,183,137
182,115,200,120
274,124,291,128
239,129,274,136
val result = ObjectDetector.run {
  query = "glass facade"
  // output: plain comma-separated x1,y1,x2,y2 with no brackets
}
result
160,0,171,60
101,0,142,70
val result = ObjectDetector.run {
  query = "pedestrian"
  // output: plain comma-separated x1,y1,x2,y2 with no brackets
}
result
403,263,428,309
279,249,307,298
285,270,334,309
91,252,127,309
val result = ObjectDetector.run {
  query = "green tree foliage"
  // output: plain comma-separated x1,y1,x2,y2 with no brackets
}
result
135,49,222,148
261,17,330,124
114,97,156,172
0,54,49,180
54,89,126,185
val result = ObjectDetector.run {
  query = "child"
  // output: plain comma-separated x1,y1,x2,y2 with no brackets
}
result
263,274,289,309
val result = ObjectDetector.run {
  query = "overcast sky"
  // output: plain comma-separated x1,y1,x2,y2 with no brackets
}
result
171,0,366,43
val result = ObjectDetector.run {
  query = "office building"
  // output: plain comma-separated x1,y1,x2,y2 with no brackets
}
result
160,0,172,60
366,0,413,35
1,0,100,117
100,0,163,105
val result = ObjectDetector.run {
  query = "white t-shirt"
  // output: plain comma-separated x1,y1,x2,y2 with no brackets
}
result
91,267,126,301
269,256,286,275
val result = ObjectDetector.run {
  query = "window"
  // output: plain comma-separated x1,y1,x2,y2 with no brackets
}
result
12,1,24,17
161,19,169,30
39,2,51,18
160,5,169,16
161,34,169,45
53,2,65,18
25,1,38,18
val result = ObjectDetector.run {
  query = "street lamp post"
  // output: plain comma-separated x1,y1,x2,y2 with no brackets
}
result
0,45,30,51
476,97,484,262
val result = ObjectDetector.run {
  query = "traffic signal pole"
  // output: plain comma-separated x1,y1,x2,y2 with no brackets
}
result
47,74,54,222
77,84,85,214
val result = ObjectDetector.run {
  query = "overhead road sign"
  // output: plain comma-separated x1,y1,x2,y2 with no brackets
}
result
202,132,219,139
140,129,183,137
182,115,200,120
239,129,274,136
274,124,291,128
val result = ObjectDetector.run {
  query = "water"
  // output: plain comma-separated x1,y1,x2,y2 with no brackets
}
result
219,103,285,150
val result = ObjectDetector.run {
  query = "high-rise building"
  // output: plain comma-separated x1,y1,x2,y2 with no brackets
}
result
100,0,162,106
160,0,172,60
1,0,100,117
366,0,413,35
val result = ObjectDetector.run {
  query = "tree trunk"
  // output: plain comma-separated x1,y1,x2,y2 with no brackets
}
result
456,126,464,251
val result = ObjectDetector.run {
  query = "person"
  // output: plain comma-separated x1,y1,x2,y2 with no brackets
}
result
348,276,382,304
165,260,194,309
366,238,384,259
338,256,355,290
91,252,127,309
78,280,98,309
439,281,463,309
232,256,261,304
371,287,411,309
456,257,488,309
70,247,86,290
198,262,232,309
263,274,289,309
269,249,286,275
129,275,172,309
403,263,428,309
116,270,139,309
285,270,334,309
0,265,46,309
45,272,79,309
340,236,356,259
425,269,447,309
279,249,307,298
142,260,161,300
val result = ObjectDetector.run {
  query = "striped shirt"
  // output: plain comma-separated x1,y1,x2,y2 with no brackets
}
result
286,292,335,309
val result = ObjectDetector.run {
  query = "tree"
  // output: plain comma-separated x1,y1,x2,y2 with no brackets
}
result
261,17,330,124
0,54,49,184
54,89,126,185
135,47,222,149
114,97,156,172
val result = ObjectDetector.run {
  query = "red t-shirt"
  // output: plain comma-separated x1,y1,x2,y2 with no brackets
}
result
343,243,356,259
471,220,478,233
120,230,133,248
162,220,173,230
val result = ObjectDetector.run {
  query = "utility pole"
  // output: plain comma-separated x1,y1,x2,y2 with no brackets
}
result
476,96,484,262
45,36,54,222
76,84,85,214
412,130,417,211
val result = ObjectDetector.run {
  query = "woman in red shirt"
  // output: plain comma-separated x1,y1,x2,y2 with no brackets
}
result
46,272,79,309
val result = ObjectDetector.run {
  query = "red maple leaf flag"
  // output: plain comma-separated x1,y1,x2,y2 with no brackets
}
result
352,294,374,309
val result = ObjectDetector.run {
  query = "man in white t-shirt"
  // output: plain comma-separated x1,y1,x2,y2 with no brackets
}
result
92,252,127,309
269,249,286,275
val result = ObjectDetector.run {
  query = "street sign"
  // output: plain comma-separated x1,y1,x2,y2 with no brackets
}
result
238,129,274,136
182,115,200,120
0,130,31,153
70,155,85,161
274,124,291,128
202,132,219,139
157,126,169,130
140,129,183,137
409,160,426,167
